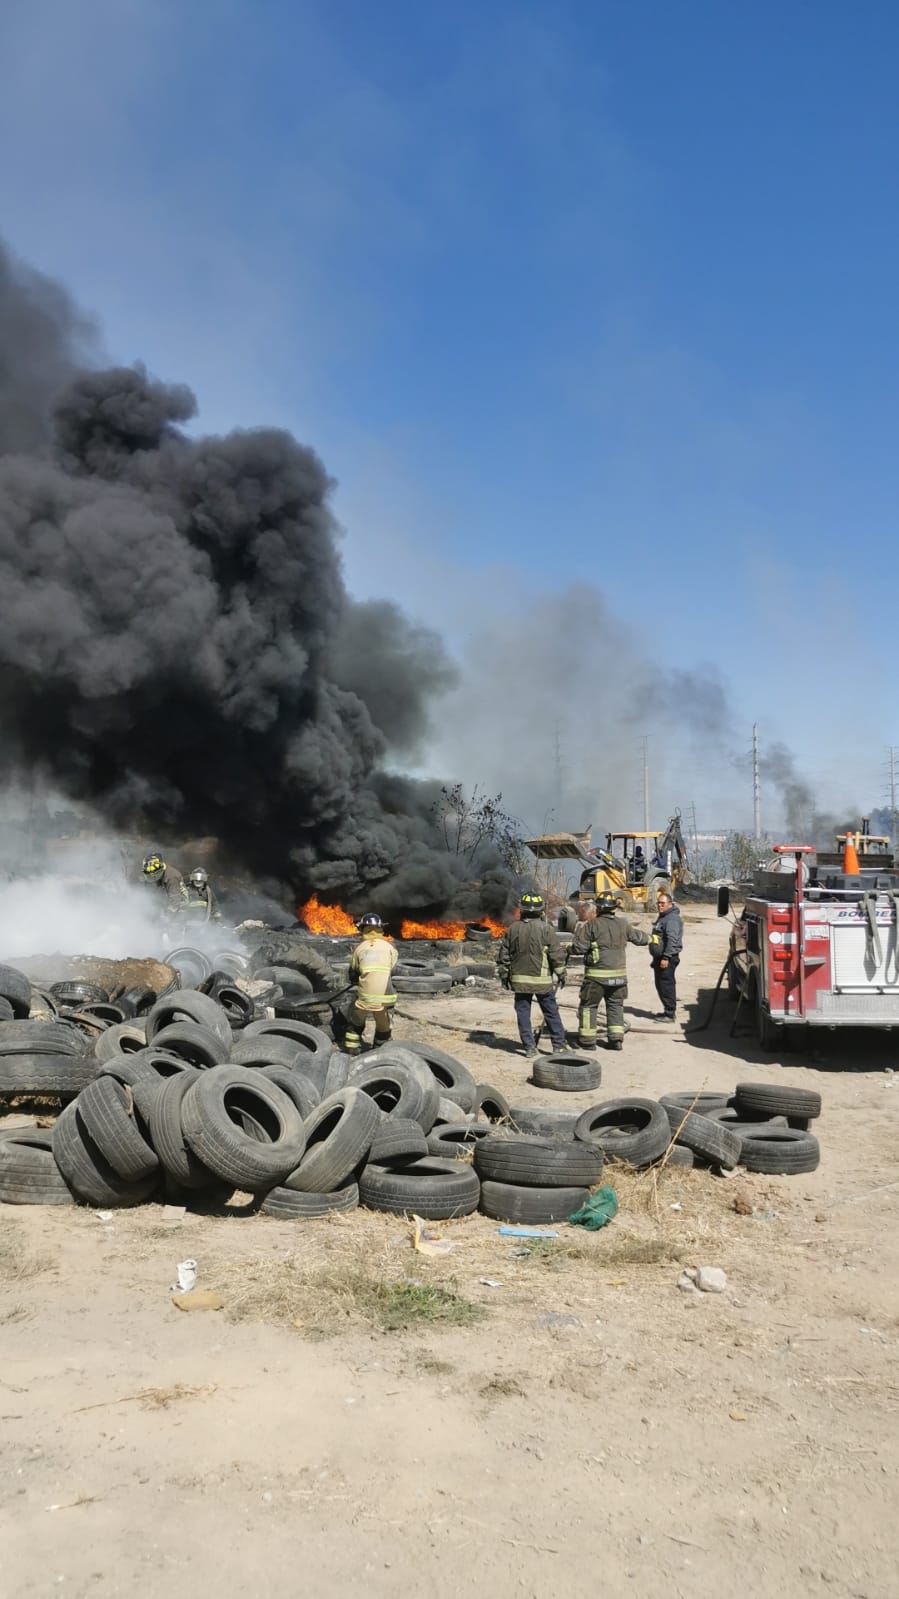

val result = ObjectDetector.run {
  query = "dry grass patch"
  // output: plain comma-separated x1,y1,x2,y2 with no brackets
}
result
210,1246,484,1337
0,1226,54,1284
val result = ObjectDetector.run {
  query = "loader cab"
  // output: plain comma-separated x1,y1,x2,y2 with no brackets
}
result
606,832,663,888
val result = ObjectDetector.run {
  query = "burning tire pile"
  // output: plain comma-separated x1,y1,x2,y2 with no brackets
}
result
0,954,821,1222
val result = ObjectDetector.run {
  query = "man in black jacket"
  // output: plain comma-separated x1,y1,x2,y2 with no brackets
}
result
496,893,567,1058
649,889,683,1021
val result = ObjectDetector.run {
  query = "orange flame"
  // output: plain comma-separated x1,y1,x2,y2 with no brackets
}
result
299,896,357,936
400,915,507,941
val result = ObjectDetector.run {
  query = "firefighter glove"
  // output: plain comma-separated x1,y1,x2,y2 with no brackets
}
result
554,970,566,989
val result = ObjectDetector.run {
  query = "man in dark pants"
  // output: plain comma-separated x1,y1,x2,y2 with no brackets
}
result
497,893,567,1059
650,888,683,1020
568,891,649,1049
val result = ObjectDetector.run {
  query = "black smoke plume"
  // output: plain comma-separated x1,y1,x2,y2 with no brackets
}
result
0,240,508,917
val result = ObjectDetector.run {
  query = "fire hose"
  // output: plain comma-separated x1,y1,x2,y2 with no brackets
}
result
683,957,730,1034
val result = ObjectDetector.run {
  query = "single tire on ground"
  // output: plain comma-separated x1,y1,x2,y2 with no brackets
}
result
464,960,498,979
0,1127,75,1204
392,973,453,995
509,1105,579,1140
285,1088,380,1193
181,1067,307,1189
260,1182,359,1219
478,1179,589,1224
359,1156,480,1219
574,1099,671,1168
531,1053,603,1093
736,1127,820,1174
474,1134,603,1188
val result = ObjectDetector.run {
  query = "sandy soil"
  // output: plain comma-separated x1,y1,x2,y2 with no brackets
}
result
2,906,898,1598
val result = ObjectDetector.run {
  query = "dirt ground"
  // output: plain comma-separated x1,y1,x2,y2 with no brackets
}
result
2,905,899,1598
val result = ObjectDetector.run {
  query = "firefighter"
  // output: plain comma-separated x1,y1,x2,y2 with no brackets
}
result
649,888,683,1020
567,891,649,1050
497,892,567,1059
183,867,221,924
344,913,398,1053
141,851,187,916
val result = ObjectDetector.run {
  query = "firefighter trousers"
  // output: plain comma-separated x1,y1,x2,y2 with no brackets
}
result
652,956,679,1016
344,1002,392,1052
513,991,566,1052
578,979,627,1047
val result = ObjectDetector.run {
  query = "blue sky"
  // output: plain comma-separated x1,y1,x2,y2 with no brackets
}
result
1,0,897,834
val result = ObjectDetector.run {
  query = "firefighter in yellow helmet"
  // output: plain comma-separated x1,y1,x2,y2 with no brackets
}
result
141,851,188,916
344,913,398,1053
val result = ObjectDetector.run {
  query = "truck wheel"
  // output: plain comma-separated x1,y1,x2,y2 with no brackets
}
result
645,877,671,913
749,974,784,1052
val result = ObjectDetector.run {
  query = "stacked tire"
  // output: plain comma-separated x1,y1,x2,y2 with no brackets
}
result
474,1133,603,1223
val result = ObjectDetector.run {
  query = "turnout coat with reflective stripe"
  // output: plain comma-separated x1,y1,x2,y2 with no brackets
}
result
349,934,398,1011
569,912,649,982
497,918,566,993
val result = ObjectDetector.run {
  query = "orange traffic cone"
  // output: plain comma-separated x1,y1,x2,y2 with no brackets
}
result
843,830,860,874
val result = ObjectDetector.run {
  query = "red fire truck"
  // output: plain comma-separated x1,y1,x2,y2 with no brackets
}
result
719,843,899,1048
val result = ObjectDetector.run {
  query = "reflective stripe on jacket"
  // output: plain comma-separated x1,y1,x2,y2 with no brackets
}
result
569,913,649,982
349,934,398,1011
497,918,565,993
651,905,683,960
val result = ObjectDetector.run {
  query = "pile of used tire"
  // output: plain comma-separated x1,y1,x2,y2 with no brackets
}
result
0,956,822,1221
244,928,498,994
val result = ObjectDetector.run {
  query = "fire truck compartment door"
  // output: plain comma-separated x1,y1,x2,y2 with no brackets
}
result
832,922,899,989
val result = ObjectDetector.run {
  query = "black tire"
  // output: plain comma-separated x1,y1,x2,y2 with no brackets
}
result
148,1021,230,1069
145,1072,220,1190
0,998,14,1022
146,991,232,1048
471,1084,512,1123
359,1157,480,1219
0,1020,89,1055
392,973,453,995
97,1049,195,1088
734,1082,822,1120
0,1128,75,1205
350,1060,439,1132
50,980,109,1007
448,965,469,984
0,1052,99,1097
181,1068,307,1190
478,1180,589,1223
253,944,339,994
94,1023,148,1062
260,1183,359,1218
394,1041,477,1111
574,1099,671,1168
509,1105,579,1139
661,1104,743,1167
115,986,158,1019
474,1134,603,1188
165,947,214,986
243,1018,334,1057
0,963,32,1019
394,960,436,976
667,1145,695,1169
52,1102,158,1208
464,960,498,979
230,1035,318,1070
748,972,784,1052
531,1053,603,1093
208,984,255,1027
75,1076,160,1181
254,965,315,997
209,951,251,980
323,1051,352,1098
659,1092,733,1117
736,1127,820,1174
256,1064,321,1121
427,1122,493,1159
369,1116,429,1165
284,1088,380,1193
76,1003,127,1026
